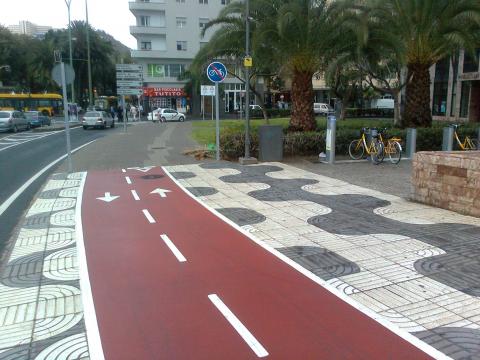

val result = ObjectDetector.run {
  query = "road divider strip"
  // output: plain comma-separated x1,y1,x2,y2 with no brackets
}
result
0,139,97,217
160,234,187,262
208,294,268,358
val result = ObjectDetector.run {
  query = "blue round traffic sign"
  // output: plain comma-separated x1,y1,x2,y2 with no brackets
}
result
206,62,227,83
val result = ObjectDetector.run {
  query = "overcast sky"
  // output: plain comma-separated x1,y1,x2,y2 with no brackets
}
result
1,0,137,48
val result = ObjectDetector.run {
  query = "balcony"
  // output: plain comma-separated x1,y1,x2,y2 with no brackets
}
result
131,50,168,58
129,1,165,12
130,26,166,37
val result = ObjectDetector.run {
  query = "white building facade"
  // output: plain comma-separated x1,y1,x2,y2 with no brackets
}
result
8,21,52,39
129,0,237,114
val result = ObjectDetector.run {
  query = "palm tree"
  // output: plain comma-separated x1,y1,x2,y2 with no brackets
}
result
365,0,480,127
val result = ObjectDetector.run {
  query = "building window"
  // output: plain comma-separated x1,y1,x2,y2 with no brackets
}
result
199,0,208,4
139,16,150,27
176,0,185,2
460,81,471,118
176,41,187,51
140,41,152,50
432,58,449,116
139,0,150,2
147,64,165,78
221,0,230,4
199,18,209,30
169,64,185,77
463,49,480,73
176,17,187,28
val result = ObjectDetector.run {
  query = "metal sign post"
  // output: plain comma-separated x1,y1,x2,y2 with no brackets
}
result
60,62,73,173
116,62,143,133
206,62,227,161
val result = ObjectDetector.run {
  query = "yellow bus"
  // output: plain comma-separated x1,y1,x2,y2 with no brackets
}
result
0,93,63,116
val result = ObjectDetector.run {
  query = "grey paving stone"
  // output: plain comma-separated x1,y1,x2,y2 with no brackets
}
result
186,187,218,197
169,171,197,179
216,207,266,226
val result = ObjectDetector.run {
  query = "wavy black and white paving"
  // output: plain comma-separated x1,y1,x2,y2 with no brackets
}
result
167,162,480,360
0,173,88,359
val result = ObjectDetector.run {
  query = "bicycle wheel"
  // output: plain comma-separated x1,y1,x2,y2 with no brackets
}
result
349,139,365,160
388,141,402,164
371,141,385,165
468,138,478,150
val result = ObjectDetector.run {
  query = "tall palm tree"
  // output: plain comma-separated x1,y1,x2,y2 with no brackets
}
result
365,0,480,127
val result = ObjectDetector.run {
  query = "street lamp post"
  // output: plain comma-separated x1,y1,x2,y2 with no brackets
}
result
65,0,74,104
85,0,93,108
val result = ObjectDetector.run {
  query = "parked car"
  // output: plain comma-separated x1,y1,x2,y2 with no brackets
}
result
0,110,30,132
149,108,186,122
25,111,51,128
82,111,114,129
313,103,333,115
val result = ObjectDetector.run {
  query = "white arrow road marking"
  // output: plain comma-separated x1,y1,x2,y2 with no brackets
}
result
208,294,269,358
127,166,155,173
150,188,171,198
142,209,156,223
131,190,140,201
160,234,187,262
96,192,120,203
125,176,132,184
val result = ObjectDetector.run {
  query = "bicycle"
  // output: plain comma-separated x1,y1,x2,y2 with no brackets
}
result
378,128,402,164
451,124,478,151
348,128,385,164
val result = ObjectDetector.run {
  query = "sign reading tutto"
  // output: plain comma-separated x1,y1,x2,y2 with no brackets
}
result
143,87,186,97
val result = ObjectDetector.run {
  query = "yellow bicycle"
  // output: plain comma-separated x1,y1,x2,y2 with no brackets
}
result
349,128,384,164
378,128,402,164
451,124,478,151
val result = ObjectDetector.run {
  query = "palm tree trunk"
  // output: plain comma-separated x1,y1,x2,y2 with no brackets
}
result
404,63,432,127
393,89,401,127
290,69,316,131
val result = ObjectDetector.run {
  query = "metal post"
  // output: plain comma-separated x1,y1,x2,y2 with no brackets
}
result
202,95,205,121
244,0,251,159
326,114,336,164
65,0,74,103
60,62,73,173
215,82,220,161
406,128,417,159
442,127,454,151
211,95,213,122
85,0,93,107
121,60,127,133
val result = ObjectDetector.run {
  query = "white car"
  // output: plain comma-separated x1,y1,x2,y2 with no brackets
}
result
313,103,333,115
149,108,185,122
82,111,115,129
0,110,30,132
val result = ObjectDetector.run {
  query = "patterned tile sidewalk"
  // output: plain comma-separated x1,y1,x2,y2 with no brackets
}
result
0,173,89,359
166,162,480,360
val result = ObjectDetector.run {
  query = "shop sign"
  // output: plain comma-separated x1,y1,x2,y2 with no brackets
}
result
459,72,480,81
143,87,186,97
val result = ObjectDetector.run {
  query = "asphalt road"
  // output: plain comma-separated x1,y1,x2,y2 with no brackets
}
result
0,126,117,258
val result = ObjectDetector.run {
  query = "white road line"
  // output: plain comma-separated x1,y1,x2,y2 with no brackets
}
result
0,127,81,153
163,166,450,360
121,169,126,173
125,176,132,184
131,190,140,201
208,294,268,358
142,209,156,223
0,140,97,217
160,234,187,262
75,173,106,360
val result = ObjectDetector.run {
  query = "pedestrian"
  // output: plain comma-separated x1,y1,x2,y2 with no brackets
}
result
130,105,137,121
117,106,123,122
139,104,144,118
110,105,116,119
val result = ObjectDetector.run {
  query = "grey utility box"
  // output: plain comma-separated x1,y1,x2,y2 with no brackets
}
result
258,125,283,161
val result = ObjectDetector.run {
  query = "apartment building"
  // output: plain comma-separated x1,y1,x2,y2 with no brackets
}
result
129,0,238,114
8,21,52,39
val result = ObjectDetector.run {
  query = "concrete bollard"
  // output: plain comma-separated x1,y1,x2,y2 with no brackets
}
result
442,127,454,151
326,115,336,164
406,128,417,159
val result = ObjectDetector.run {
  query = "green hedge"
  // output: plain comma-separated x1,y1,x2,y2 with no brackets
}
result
219,126,479,159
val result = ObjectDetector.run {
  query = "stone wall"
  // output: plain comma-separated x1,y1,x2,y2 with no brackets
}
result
412,151,480,217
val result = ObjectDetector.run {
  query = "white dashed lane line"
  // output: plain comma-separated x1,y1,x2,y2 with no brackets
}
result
125,176,132,184
142,209,156,224
131,190,140,201
208,294,269,358
160,234,187,262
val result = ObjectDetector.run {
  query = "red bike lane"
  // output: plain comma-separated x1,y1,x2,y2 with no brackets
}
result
79,167,436,360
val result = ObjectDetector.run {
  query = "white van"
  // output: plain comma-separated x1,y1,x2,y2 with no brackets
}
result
313,103,332,115
370,95,394,109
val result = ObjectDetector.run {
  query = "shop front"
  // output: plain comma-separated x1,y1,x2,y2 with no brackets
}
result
143,87,188,113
